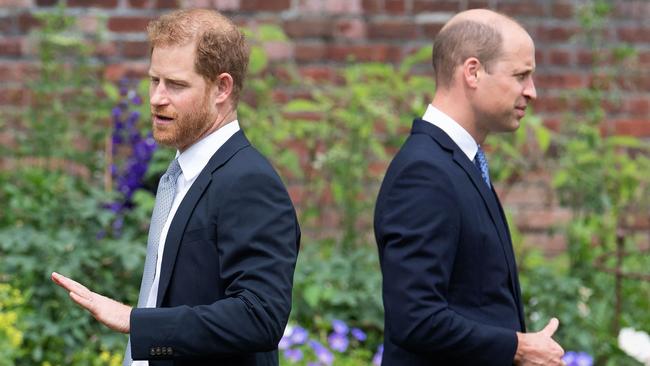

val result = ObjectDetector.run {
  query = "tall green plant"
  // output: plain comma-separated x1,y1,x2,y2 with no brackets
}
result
548,1,650,364
12,3,109,170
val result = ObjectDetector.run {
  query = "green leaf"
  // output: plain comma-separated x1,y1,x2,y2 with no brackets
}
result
248,46,268,75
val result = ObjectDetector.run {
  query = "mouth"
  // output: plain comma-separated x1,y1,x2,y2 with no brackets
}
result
153,113,175,124
514,106,527,118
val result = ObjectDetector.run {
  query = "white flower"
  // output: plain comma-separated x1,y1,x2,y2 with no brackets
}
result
618,327,650,366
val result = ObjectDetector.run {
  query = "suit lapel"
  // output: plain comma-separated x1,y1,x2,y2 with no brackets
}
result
156,131,251,306
412,119,520,312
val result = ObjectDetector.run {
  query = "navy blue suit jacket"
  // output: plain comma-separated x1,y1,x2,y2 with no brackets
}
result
129,131,300,366
374,119,525,365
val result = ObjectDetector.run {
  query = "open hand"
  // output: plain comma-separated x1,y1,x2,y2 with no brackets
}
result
51,272,131,333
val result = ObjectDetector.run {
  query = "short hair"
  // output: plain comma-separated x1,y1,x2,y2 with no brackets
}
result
431,20,503,88
147,9,249,104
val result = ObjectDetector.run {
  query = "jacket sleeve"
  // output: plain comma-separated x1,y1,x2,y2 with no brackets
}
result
375,158,517,366
130,168,300,360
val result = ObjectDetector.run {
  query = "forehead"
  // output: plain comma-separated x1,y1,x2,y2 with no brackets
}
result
149,42,200,79
494,31,536,70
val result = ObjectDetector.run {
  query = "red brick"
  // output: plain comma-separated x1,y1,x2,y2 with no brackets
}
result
497,2,545,16
35,0,57,5
0,17,14,34
284,18,333,38
68,0,118,7
327,44,401,63
618,27,650,43
107,16,153,33
121,41,150,58
385,0,405,14
536,25,578,42
362,0,382,13
613,2,650,21
368,20,418,40
0,0,29,7
214,0,241,11
156,0,178,9
535,49,545,64
298,65,338,82
542,118,562,131
0,38,22,57
294,42,327,62
577,50,594,66
639,51,650,66
466,1,489,10
549,49,571,66
613,119,650,137
94,42,118,58
522,233,567,255
18,12,41,32
551,2,574,18
535,73,585,89
103,62,149,81
421,23,443,38
502,183,550,207
516,208,572,231
0,88,27,105
128,0,152,8
334,18,366,40
263,41,293,61
325,0,361,15
624,98,650,118
413,0,459,12
532,96,568,113
240,0,290,11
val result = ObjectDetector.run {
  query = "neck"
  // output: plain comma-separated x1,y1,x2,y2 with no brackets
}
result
431,90,486,145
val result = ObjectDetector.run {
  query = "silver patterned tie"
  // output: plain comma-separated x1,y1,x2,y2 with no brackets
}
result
123,158,182,366
474,146,491,188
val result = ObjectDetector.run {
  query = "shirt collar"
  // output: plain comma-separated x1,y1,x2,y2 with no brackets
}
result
422,104,478,161
176,120,241,181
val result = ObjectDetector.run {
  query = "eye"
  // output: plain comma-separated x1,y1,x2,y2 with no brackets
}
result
150,77,159,85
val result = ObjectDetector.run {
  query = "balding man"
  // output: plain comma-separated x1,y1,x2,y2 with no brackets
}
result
52,9,300,366
374,9,564,365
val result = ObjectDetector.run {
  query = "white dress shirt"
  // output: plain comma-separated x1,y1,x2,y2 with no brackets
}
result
132,120,240,366
421,104,479,162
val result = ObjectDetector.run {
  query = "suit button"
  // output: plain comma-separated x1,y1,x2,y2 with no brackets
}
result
150,347,156,356
167,347,173,355
155,346,162,355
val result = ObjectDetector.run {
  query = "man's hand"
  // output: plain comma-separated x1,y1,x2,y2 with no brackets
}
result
514,318,565,366
51,272,132,334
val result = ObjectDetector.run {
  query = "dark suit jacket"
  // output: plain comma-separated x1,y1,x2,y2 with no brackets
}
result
129,131,300,366
374,119,525,366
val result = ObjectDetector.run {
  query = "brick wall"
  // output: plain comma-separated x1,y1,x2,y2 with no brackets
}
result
1,0,649,253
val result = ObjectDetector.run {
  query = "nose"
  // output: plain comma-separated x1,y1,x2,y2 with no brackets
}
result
523,77,537,100
149,82,169,107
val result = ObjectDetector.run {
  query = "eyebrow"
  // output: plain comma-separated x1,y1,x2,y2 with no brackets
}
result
147,72,189,84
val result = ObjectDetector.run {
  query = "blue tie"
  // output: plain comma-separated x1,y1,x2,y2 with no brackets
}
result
474,146,491,188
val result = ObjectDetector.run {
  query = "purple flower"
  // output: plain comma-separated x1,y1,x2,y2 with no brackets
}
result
290,326,308,345
372,344,383,366
284,348,303,363
331,319,349,335
309,340,334,366
327,332,349,352
131,94,142,105
562,351,593,366
351,327,367,342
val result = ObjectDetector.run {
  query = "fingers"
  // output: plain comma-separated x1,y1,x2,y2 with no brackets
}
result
51,272,93,302
540,317,559,337
69,289,94,311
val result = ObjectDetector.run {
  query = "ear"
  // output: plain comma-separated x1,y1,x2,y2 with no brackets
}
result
462,57,482,89
210,73,234,106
